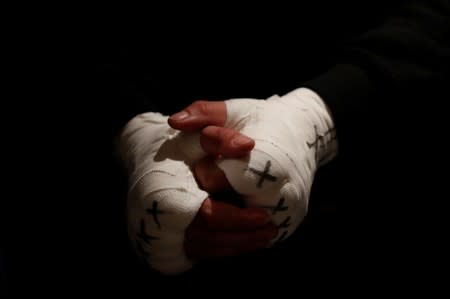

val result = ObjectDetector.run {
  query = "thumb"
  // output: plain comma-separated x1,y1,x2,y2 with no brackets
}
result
168,101,227,132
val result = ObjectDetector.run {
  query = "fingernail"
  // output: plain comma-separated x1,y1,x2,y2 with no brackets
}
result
170,111,189,121
231,135,253,147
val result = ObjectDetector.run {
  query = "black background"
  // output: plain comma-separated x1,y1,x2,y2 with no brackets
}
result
2,1,448,295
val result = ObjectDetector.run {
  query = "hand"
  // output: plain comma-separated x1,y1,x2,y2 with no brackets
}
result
170,89,338,249
169,100,251,193
169,101,255,159
120,112,255,274
185,197,278,260
169,101,279,259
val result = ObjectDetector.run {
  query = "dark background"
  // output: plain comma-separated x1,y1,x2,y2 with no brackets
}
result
3,1,448,295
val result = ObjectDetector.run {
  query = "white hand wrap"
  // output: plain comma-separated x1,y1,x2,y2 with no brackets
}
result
119,88,337,275
119,112,207,275
217,88,337,244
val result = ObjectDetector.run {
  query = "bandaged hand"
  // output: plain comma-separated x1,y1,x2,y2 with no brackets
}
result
120,87,337,275
170,88,338,248
119,112,276,275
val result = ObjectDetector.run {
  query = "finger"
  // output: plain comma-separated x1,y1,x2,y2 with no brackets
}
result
185,224,278,259
194,198,270,231
168,101,227,132
200,126,254,158
194,157,232,193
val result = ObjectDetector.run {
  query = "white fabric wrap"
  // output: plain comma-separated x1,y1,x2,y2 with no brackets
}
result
119,112,207,275
217,88,338,244
119,87,337,274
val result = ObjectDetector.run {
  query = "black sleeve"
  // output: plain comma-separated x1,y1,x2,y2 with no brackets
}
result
303,0,450,159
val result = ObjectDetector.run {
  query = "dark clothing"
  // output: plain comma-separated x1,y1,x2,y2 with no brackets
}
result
5,1,449,295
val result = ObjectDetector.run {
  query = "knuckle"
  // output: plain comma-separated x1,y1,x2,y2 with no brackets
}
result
194,170,205,189
202,175,217,192
191,100,210,115
202,126,220,141
219,129,239,147
202,174,215,190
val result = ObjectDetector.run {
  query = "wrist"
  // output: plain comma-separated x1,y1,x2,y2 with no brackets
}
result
278,87,338,166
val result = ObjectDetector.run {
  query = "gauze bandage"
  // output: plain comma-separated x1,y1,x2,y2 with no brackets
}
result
119,87,337,275
119,112,207,275
217,88,338,244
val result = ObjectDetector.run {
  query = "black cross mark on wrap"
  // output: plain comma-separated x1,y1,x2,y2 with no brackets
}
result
274,231,288,244
248,160,277,188
137,219,159,245
306,126,337,162
135,240,150,258
306,126,324,150
146,201,167,229
260,198,288,215
278,216,291,229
